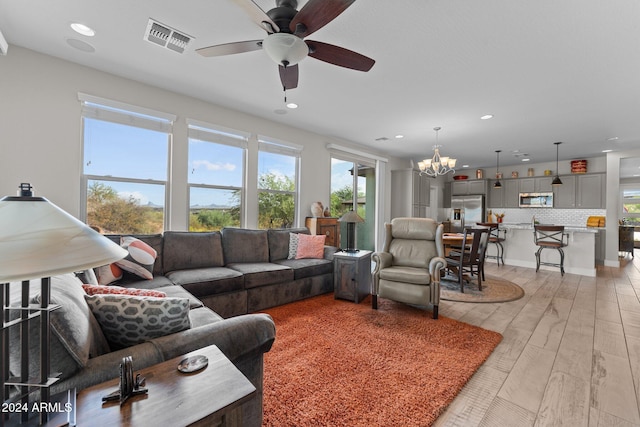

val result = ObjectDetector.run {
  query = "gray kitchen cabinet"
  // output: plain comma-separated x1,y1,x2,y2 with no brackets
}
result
576,173,605,208
488,179,518,208
520,177,553,193
451,179,487,195
391,169,430,218
553,175,576,208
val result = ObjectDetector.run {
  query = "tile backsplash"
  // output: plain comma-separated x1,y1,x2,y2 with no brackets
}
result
487,208,606,227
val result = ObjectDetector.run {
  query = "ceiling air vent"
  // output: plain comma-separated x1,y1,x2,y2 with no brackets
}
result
144,19,193,53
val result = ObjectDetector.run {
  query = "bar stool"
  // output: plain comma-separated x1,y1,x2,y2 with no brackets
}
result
477,222,507,265
534,225,569,275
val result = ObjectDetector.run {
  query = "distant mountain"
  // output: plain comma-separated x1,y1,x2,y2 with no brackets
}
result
189,203,233,210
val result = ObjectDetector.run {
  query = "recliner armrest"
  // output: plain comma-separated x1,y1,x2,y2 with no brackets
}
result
372,252,392,274
429,256,447,280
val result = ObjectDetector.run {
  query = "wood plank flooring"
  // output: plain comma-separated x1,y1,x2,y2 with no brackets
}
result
434,254,640,427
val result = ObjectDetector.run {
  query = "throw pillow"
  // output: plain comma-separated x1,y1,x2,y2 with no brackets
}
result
116,236,157,280
95,263,123,285
287,233,300,259
295,233,326,259
84,294,190,349
82,284,166,298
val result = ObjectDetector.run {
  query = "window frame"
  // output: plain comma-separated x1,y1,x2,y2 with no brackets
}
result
256,136,302,229
187,119,249,230
79,94,174,232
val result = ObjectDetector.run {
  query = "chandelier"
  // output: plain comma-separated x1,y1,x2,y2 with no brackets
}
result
418,127,457,177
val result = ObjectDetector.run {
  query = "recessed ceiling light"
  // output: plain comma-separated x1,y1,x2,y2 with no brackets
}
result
607,136,619,141
395,135,404,139
480,114,493,120
286,102,298,109
602,149,613,153
521,158,531,162
462,164,470,168
70,23,95,37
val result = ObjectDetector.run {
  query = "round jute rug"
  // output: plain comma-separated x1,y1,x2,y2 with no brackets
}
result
440,274,525,303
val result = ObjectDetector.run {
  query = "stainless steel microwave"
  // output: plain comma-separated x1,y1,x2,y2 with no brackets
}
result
519,192,553,208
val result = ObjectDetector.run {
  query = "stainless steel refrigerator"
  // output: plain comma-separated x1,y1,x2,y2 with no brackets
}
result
450,195,485,232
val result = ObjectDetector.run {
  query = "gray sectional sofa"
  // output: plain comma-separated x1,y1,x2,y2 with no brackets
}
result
107,226,337,318
9,226,336,426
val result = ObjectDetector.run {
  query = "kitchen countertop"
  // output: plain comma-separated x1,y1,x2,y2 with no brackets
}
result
498,223,603,233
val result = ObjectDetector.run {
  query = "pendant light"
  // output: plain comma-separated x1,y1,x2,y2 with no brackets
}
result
552,142,563,186
493,150,502,188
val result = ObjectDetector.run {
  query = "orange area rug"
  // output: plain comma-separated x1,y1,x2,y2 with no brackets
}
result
261,294,502,426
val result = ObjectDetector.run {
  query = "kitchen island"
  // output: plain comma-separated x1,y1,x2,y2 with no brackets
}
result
490,223,600,277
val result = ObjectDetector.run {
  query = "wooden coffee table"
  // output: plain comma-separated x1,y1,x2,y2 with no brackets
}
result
50,345,256,427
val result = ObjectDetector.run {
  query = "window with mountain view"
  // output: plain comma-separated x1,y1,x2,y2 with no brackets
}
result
81,96,173,234
188,121,247,231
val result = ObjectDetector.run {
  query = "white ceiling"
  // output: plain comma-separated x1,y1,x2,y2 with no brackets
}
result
2,0,640,173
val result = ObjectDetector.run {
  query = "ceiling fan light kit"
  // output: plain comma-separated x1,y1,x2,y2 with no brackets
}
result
197,0,375,91
262,33,308,66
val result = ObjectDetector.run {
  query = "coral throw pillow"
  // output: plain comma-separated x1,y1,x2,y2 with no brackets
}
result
82,284,166,298
295,234,326,259
116,236,157,280
95,263,123,285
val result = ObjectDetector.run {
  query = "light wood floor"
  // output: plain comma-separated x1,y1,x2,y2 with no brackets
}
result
434,253,640,427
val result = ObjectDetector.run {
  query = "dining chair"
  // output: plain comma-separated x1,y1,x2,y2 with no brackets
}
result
445,227,490,292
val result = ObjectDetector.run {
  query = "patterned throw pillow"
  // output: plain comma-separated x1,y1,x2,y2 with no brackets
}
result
295,234,326,259
287,233,300,259
116,236,157,280
95,263,123,285
84,294,190,349
82,284,166,298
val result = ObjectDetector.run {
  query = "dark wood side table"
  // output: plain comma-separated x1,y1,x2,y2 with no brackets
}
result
305,217,340,247
52,345,256,427
333,250,372,303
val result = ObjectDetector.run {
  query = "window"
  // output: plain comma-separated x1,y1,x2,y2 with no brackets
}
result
81,94,174,234
331,156,376,251
257,138,301,229
188,120,248,231
622,186,640,225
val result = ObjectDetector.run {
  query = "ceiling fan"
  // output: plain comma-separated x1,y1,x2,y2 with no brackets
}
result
196,0,375,90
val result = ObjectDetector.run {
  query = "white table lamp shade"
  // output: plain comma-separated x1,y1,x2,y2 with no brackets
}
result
0,196,127,282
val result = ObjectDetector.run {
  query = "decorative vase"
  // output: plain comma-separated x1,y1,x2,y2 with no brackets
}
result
310,202,324,217
323,207,331,217
497,217,503,223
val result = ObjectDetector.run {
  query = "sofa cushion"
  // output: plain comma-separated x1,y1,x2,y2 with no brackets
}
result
163,231,224,272
9,274,110,382
274,258,334,280
226,262,294,288
117,273,173,289
154,285,204,309
82,284,167,298
166,267,244,297
222,228,269,264
267,227,309,262
85,294,191,349
116,236,157,280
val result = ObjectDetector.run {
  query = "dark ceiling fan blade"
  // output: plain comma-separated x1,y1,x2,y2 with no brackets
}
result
279,64,299,89
289,0,355,38
196,40,263,57
306,40,375,71
232,0,280,33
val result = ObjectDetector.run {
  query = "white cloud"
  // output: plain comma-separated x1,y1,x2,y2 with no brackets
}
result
192,160,236,171
118,191,148,205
